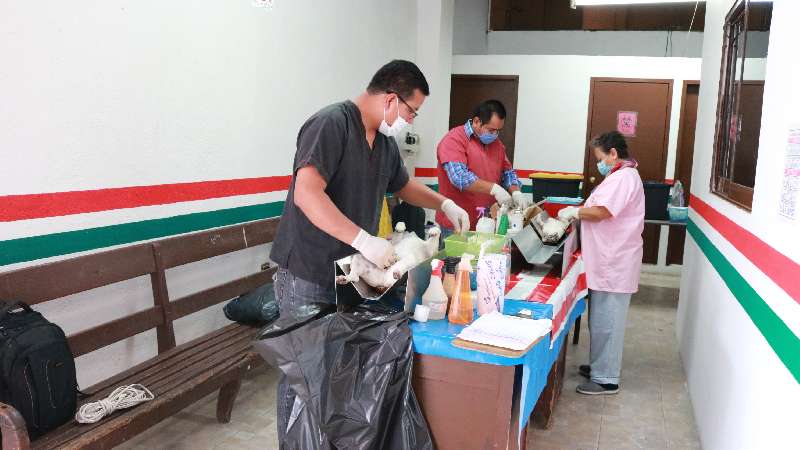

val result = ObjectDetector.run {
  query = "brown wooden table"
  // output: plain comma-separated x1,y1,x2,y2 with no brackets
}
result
411,322,575,450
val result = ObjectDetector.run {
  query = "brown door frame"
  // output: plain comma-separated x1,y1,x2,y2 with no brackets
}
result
667,80,701,265
450,74,520,163
673,79,701,174
582,77,674,193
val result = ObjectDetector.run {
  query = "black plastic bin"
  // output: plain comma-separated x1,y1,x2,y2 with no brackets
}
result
529,174,582,202
643,181,670,220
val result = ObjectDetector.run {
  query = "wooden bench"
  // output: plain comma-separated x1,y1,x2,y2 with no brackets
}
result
0,218,279,450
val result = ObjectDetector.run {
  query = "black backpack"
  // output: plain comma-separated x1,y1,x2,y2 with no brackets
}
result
0,301,78,437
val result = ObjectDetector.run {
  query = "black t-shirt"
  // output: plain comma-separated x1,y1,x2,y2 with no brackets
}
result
270,101,410,288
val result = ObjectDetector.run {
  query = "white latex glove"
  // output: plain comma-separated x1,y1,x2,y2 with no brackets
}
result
441,199,470,233
351,229,396,269
490,184,512,206
558,206,580,223
511,190,531,209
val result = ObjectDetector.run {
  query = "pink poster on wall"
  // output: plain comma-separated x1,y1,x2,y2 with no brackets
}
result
617,111,638,137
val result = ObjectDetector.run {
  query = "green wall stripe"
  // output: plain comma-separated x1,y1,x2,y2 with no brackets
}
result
0,201,285,266
688,219,800,383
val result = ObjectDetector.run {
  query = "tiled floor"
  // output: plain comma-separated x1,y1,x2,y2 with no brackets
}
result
527,285,701,450
120,284,700,450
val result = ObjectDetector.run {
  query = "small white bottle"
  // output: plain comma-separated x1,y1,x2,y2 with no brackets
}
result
422,259,448,321
508,207,524,235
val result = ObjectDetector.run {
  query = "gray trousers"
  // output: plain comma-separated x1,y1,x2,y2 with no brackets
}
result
588,290,632,385
273,267,336,446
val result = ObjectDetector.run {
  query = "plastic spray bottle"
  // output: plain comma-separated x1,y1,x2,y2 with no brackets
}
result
448,254,475,325
422,259,448,320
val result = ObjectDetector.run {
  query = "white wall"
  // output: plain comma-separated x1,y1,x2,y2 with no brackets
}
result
486,31,705,58
676,1,800,449
410,0,455,174
0,0,419,386
452,55,704,177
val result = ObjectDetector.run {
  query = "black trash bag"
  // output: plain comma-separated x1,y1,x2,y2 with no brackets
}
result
254,303,433,450
223,282,279,325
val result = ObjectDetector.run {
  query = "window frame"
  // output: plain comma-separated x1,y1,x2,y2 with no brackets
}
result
711,0,762,210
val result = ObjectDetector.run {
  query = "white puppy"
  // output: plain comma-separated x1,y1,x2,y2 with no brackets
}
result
338,227,441,292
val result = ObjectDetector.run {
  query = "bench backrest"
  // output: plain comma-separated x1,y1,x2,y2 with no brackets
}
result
0,218,279,357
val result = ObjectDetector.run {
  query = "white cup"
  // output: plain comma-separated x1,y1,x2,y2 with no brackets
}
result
413,304,430,322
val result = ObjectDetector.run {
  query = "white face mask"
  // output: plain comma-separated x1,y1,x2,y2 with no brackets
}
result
378,98,409,137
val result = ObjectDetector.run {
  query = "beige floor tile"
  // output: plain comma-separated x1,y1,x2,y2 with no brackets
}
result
122,286,698,450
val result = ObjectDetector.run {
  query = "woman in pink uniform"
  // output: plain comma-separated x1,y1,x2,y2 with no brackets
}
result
558,131,645,395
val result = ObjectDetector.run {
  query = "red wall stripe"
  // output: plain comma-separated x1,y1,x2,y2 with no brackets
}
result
0,176,292,222
414,167,437,177
690,194,800,305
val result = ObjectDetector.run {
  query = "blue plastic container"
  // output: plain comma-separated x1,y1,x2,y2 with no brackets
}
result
668,206,689,222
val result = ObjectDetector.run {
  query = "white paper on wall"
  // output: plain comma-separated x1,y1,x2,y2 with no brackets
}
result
778,126,800,222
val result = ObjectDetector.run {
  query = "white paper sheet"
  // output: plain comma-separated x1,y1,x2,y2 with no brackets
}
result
457,312,552,351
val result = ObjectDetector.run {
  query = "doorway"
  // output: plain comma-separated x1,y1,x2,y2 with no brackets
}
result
667,81,700,265
584,78,673,264
449,75,520,163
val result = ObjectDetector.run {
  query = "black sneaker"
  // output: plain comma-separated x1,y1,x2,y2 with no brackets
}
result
576,381,619,395
579,364,591,378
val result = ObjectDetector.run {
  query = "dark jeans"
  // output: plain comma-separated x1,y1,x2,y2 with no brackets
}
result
273,267,336,446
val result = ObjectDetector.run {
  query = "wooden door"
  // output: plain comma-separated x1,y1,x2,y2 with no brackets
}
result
584,78,673,264
667,81,700,265
449,75,519,163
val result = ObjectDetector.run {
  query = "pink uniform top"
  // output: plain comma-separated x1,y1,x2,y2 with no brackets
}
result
581,167,645,294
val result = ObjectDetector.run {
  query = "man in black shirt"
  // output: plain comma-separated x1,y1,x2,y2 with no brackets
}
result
270,60,469,441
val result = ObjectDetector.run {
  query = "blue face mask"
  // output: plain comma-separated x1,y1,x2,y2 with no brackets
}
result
597,160,614,176
478,132,498,145
465,120,499,145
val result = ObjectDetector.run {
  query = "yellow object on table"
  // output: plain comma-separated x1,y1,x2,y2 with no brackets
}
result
378,197,393,239
529,172,583,180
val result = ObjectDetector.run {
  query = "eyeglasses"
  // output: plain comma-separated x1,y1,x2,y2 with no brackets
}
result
387,91,419,119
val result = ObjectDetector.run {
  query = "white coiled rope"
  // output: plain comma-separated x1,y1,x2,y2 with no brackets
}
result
75,384,155,424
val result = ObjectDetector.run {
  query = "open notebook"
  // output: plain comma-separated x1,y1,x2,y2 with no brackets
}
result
456,312,552,352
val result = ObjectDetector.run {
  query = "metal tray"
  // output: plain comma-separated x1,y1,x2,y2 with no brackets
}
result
511,223,572,265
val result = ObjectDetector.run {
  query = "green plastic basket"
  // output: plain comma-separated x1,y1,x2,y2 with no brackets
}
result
443,231,505,259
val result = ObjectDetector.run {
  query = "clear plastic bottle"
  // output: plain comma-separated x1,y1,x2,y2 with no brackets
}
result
448,254,475,325
508,207,524,235
475,207,496,234
422,259,448,320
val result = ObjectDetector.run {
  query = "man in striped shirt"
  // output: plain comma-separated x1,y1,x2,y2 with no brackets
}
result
435,100,529,232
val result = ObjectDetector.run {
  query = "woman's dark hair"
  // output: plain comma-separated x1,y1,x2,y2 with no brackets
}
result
471,100,506,124
367,60,430,98
591,131,630,159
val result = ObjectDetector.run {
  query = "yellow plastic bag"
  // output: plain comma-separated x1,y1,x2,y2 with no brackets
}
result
377,197,393,239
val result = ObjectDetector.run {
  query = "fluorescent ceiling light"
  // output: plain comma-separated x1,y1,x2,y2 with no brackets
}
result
575,0,770,4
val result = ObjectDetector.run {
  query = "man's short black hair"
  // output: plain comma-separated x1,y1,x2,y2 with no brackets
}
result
591,131,630,159
471,100,506,124
367,60,430,98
